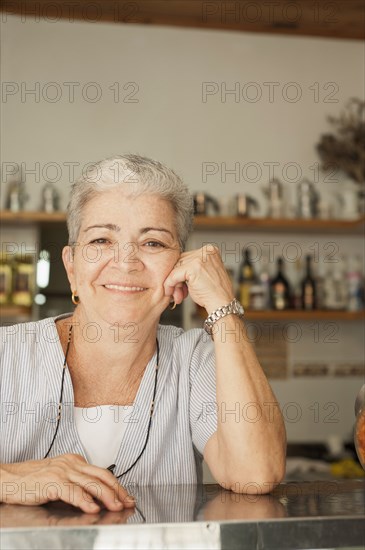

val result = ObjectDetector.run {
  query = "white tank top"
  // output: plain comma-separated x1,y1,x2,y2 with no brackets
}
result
74,405,133,468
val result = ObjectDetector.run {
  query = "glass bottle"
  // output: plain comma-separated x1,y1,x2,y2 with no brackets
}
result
270,257,291,310
301,255,317,310
323,267,336,309
249,284,265,310
238,248,256,310
292,258,303,310
12,255,35,307
346,255,364,312
315,260,326,310
0,255,12,304
334,257,348,310
323,258,347,310
256,253,271,310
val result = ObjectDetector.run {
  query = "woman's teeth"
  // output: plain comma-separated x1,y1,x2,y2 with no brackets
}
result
104,284,146,291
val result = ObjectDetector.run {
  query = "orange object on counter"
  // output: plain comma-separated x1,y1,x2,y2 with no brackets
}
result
355,408,365,469
354,385,365,470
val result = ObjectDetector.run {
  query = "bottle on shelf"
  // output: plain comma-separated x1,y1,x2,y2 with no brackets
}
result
315,260,326,310
249,283,265,311
292,258,303,310
12,256,35,307
0,255,13,304
323,257,348,310
270,257,291,310
346,255,364,312
301,255,317,310
238,248,257,310
250,253,271,310
322,268,336,310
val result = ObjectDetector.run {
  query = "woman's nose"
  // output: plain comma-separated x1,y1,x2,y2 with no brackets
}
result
110,242,144,270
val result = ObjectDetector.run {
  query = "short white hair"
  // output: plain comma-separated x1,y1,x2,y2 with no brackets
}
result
67,154,194,250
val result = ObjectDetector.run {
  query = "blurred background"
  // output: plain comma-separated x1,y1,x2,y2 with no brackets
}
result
1,0,364,479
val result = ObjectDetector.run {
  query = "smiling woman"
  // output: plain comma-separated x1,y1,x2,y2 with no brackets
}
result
0,154,286,514
62,190,182,329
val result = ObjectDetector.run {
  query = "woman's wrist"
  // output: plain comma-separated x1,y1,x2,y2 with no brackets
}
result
0,464,20,503
203,294,236,316
0,463,16,475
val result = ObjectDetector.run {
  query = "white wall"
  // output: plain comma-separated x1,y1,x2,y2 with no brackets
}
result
1,15,364,208
1,15,364,448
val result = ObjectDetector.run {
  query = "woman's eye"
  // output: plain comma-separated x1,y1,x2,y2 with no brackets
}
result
144,241,165,248
90,238,109,245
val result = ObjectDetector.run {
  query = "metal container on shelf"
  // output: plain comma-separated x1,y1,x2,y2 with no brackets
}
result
262,179,285,218
297,179,319,219
6,180,29,212
233,194,259,217
193,193,220,216
41,182,60,213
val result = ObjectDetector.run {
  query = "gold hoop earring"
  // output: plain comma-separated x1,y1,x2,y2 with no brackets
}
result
71,291,80,305
169,300,177,310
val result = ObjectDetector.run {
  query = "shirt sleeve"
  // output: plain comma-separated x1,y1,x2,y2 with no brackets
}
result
188,330,218,455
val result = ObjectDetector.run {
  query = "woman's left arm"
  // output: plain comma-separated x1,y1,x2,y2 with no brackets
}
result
164,245,286,493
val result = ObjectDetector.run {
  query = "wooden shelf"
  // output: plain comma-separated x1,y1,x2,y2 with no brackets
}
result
193,216,365,235
0,305,32,320
195,307,365,321
245,310,365,321
0,210,67,223
2,211,364,235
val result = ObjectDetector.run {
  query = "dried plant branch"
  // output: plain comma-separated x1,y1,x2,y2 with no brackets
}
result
316,98,365,184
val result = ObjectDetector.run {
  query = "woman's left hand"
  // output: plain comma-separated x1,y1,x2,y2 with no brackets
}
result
164,245,235,313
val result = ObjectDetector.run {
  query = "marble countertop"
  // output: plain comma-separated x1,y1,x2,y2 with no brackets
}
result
1,480,364,549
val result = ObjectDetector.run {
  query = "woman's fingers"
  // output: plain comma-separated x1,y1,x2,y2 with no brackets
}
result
59,482,101,514
172,284,185,304
49,472,133,514
164,246,234,310
52,455,135,511
3,455,135,514
79,464,136,509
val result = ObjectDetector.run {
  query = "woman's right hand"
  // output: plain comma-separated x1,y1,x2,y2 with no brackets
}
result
0,454,136,514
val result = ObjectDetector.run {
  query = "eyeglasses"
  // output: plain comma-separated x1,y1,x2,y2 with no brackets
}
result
44,324,160,480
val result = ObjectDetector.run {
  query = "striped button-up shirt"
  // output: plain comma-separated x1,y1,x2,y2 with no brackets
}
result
0,314,218,486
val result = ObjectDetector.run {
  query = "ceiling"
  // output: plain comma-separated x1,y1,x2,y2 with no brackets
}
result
2,0,364,40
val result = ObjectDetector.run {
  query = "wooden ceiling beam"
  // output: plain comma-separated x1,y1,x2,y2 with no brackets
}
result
1,1,364,40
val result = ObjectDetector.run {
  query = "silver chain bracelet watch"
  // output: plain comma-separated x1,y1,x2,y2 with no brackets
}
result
203,298,245,337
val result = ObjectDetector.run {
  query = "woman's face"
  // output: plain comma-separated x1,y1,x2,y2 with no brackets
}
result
62,189,181,327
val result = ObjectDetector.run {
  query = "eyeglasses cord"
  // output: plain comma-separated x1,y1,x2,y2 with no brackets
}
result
44,324,160,481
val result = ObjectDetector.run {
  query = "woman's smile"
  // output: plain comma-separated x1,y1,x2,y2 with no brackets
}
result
103,284,148,293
